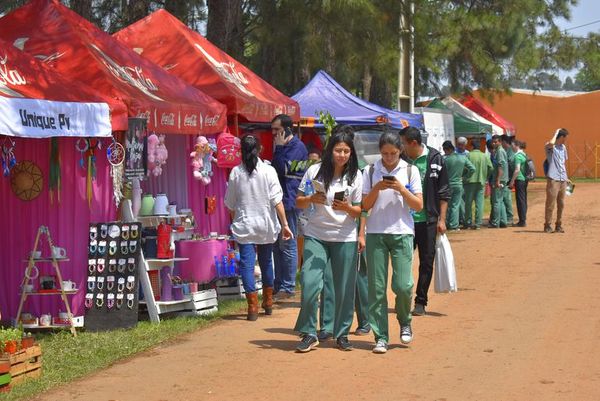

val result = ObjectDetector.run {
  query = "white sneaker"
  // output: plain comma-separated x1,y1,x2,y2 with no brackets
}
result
400,325,413,344
372,339,388,354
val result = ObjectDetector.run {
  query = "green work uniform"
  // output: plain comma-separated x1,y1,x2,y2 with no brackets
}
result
295,237,358,338
503,146,515,224
367,234,414,343
444,153,475,229
464,150,493,227
491,147,508,226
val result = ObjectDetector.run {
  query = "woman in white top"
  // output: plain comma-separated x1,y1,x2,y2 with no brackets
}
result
224,135,292,321
294,126,363,352
361,132,423,354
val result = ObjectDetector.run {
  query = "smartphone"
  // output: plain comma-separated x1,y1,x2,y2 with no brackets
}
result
382,175,396,181
283,127,293,138
334,191,345,201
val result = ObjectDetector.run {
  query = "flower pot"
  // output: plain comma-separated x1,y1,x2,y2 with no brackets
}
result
3,340,18,354
21,336,34,349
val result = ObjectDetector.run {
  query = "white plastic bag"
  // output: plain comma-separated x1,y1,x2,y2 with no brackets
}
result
434,234,458,293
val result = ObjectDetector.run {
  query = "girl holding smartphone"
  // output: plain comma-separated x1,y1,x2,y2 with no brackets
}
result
361,132,423,354
294,126,363,352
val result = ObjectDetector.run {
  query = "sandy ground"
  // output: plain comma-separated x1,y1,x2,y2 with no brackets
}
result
36,182,600,401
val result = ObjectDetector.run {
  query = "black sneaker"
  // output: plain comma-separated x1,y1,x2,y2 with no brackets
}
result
336,336,353,351
354,325,371,336
296,335,319,353
412,303,426,316
317,330,332,341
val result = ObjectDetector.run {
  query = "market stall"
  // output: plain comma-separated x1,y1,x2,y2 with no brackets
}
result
439,97,505,137
114,8,300,161
0,0,230,328
459,94,516,136
0,36,128,329
426,98,493,138
292,70,423,164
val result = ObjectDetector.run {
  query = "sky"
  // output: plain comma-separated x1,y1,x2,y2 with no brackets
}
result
555,0,600,80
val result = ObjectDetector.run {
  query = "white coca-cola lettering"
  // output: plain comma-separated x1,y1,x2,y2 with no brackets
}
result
90,44,163,101
204,114,220,127
137,110,151,120
184,114,197,127
161,113,175,126
194,44,255,98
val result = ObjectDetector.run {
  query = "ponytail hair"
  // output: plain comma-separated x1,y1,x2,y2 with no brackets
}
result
241,134,260,175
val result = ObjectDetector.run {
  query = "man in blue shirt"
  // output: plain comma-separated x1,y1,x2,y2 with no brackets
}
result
544,128,570,233
271,114,308,299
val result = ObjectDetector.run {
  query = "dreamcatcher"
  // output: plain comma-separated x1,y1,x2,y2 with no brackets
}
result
1,136,17,177
107,138,125,207
76,138,102,207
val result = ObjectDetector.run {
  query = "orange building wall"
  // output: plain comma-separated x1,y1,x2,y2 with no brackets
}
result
474,90,600,178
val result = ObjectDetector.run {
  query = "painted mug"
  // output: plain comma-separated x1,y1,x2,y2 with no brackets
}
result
52,246,67,259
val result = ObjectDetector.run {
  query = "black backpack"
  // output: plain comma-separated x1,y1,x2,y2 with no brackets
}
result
524,157,536,181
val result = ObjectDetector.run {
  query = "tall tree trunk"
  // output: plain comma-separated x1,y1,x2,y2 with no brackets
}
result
206,0,244,60
370,75,393,108
122,0,150,28
164,1,190,26
70,0,93,21
362,65,373,101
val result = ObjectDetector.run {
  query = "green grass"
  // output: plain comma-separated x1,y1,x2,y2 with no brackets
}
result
0,299,246,401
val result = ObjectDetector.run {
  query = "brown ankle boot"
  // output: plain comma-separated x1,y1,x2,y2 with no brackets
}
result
262,286,274,315
246,292,259,321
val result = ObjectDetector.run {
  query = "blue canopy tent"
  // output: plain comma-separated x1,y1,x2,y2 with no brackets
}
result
292,70,423,129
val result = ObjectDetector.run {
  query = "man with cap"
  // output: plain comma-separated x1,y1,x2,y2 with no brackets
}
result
442,141,475,230
464,138,493,229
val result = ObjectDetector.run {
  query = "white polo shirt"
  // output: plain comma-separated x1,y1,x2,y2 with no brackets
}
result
362,159,422,235
298,163,363,243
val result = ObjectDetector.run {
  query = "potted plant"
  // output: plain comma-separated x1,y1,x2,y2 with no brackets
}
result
21,332,34,349
0,327,22,354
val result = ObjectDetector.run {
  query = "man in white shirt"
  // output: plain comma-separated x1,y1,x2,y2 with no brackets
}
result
544,128,570,233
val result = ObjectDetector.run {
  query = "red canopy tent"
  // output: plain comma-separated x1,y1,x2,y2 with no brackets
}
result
0,0,227,135
0,37,128,136
114,9,299,125
460,95,516,135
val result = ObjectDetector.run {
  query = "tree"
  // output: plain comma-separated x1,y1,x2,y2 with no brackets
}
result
206,0,245,59
562,76,581,91
574,33,600,91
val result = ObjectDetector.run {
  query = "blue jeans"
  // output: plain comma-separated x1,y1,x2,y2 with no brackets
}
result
238,243,274,293
273,208,298,294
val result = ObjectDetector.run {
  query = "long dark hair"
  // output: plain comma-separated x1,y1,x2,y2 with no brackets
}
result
317,125,358,191
241,134,260,175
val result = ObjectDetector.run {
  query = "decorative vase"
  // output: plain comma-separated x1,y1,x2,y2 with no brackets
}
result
160,266,173,301
131,178,142,217
139,194,154,216
21,336,34,349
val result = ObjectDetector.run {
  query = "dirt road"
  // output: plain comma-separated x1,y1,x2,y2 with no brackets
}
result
38,182,600,401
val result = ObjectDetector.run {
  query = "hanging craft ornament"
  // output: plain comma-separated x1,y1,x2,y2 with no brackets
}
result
49,137,61,204
10,160,43,201
75,138,89,169
85,139,102,208
107,139,125,207
1,136,17,177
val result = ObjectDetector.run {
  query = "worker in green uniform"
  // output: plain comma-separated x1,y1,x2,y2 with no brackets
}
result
442,141,475,230
501,135,515,225
489,135,508,228
464,138,493,229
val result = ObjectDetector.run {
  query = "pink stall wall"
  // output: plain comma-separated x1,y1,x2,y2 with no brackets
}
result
0,137,116,321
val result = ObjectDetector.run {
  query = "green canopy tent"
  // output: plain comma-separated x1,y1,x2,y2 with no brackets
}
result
427,98,492,137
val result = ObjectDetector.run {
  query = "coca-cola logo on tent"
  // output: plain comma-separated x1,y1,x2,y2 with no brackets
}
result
89,44,163,101
183,114,197,127
0,55,26,97
194,44,255,98
160,112,175,126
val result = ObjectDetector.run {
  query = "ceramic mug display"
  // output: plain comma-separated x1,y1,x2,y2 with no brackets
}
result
40,314,52,326
62,280,76,290
30,250,41,259
52,246,67,259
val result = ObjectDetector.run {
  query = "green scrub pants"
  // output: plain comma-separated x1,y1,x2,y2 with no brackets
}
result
446,184,464,229
490,186,507,226
295,237,358,338
366,234,414,343
464,182,485,227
